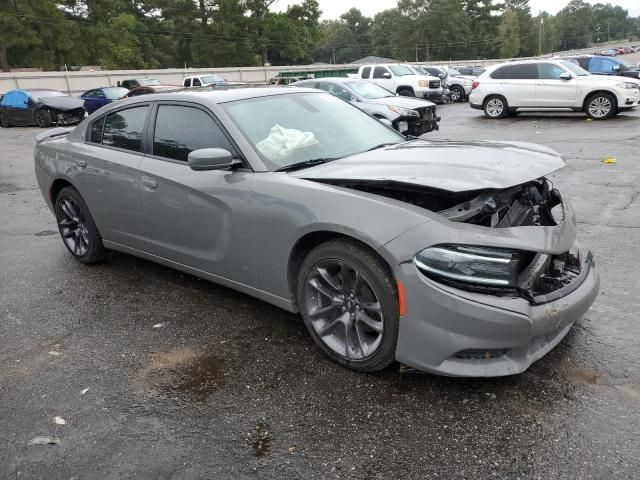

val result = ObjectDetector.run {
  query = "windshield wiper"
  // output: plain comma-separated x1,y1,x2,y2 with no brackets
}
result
366,142,401,151
275,157,339,172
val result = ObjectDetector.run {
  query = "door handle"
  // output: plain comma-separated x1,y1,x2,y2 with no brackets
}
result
142,177,158,189
76,159,87,168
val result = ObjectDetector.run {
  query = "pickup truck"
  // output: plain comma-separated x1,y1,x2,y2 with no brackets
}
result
357,64,443,102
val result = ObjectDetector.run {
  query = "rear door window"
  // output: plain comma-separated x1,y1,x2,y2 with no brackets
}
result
491,64,537,79
152,105,234,162
361,67,371,78
102,106,149,152
183,79,191,87
89,117,105,143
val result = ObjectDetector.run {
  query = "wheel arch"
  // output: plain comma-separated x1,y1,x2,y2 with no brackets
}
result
396,86,415,96
482,93,508,108
50,178,74,204
582,89,618,110
287,230,396,310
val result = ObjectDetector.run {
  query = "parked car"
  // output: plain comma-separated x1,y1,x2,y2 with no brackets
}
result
125,85,182,97
116,78,163,90
599,49,618,57
183,74,227,87
294,77,439,135
416,65,474,102
453,66,485,77
357,64,443,102
80,87,129,114
469,59,640,120
0,89,86,128
563,55,640,79
34,87,598,377
268,76,303,86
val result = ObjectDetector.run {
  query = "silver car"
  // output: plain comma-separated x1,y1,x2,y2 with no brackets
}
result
294,78,439,135
34,87,599,377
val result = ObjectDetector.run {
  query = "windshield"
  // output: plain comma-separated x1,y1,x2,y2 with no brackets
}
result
103,87,129,99
447,67,462,76
138,79,161,86
389,65,414,76
345,81,394,99
560,61,590,76
222,93,404,170
615,58,633,68
201,75,224,84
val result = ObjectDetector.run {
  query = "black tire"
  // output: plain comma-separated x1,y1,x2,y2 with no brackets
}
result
55,186,107,264
296,239,399,372
35,109,53,128
397,88,414,97
450,85,465,102
0,110,11,128
483,95,509,119
584,92,616,120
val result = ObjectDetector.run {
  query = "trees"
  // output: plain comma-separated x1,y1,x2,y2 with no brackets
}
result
0,0,638,71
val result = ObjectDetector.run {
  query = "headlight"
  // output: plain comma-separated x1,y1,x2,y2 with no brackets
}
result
417,80,427,88
387,105,419,117
414,245,520,288
616,82,639,89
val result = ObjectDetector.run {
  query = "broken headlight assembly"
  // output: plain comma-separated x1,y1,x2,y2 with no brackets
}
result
387,105,419,117
414,245,520,289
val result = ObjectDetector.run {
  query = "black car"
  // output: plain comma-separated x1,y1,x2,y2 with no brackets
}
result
0,89,86,128
564,55,640,79
116,78,162,90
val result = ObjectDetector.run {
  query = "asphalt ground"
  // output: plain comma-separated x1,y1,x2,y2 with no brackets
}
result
1,98,639,479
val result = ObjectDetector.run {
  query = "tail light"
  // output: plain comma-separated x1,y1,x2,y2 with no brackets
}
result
471,80,480,90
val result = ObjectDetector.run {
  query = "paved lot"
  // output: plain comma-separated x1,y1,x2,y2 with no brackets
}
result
1,102,639,479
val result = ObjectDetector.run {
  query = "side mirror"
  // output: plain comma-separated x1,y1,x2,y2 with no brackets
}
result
613,65,621,71
188,148,240,171
382,72,392,79
559,72,572,80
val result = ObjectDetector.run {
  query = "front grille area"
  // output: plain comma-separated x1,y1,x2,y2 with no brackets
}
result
429,80,440,88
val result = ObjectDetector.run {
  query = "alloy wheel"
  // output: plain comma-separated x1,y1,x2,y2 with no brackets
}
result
450,88,461,102
303,259,384,360
57,196,90,256
486,98,504,117
588,96,612,118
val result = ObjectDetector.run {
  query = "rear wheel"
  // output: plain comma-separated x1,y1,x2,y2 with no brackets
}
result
0,110,11,128
35,109,53,128
585,93,616,120
397,88,414,97
450,85,464,102
55,186,107,264
483,95,508,119
296,239,399,372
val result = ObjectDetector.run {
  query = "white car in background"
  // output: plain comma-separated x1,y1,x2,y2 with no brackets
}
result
469,59,640,120
357,64,443,102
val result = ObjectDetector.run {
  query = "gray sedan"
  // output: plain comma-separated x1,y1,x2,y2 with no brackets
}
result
34,87,599,377
294,78,439,135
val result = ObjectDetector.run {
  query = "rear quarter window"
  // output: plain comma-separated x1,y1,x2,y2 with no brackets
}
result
101,106,149,152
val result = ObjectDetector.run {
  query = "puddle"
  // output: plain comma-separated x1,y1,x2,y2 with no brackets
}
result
35,230,57,236
0,183,22,194
565,366,602,385
248,422,271,457
139,348,226,398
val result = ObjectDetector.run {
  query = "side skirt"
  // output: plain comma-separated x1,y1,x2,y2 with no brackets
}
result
102,240,298,313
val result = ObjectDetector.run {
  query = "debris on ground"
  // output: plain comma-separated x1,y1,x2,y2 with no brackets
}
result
602,157,616,164
28,436,60,446
53,416,66,425
153,323,166,329
80,388,89,395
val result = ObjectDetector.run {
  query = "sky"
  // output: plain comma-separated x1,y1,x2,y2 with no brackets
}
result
272,0,640,19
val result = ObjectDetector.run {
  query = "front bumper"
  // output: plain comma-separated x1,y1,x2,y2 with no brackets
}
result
394,249,599,376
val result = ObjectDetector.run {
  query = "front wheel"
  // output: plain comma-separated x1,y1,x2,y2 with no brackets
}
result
35,109,53,128
297,239,399,372
55,186,107,264
585,93,616,120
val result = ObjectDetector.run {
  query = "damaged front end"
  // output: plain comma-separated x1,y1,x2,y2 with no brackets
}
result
52,107,87,126
318,176,588,305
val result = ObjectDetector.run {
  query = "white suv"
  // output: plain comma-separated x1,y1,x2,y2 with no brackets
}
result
357,64,443,102
469,59,640,120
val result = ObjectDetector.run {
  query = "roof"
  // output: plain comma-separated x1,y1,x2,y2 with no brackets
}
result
351,55,398,65
122,86,322,105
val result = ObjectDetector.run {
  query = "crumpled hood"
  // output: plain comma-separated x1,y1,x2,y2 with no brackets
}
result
293,140,565,193
38,96,85,111
368,96,435,109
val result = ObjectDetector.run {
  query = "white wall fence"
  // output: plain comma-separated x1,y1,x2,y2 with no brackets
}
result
0,41,634,96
